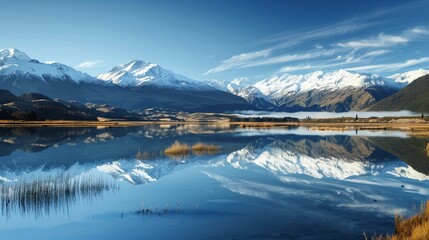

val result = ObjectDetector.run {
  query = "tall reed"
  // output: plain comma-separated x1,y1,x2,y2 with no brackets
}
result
0,174,117,219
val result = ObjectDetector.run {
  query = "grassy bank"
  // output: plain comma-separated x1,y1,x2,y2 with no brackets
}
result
369,201,429,240
1,117,429,135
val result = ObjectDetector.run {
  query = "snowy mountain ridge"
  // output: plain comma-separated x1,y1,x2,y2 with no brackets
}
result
2,48,427,94
97,60,211,90
232,70,400,100
205,69,429,111
388,69,429,85
0,48,99,84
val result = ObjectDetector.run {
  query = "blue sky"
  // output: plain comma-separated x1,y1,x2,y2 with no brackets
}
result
2,0,429,82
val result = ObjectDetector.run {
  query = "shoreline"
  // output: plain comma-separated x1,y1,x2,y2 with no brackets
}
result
1,119,429,133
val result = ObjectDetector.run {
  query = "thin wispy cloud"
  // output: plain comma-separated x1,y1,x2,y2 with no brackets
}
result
205,49,336,74
207,25,429,75
245,49,338,68
205,50,270,74
255,1,429,48
204,10,379,75
76,60,103,69
359,50,391,58
410,26,429,35
337,27,428,50
337,33,408,49
259,22,375,50
205,1,429,76
278,50,392,73
278,60,356,73
280,65,313,73
346,56,429,72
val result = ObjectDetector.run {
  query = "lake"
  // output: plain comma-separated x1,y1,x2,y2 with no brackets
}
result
234,110,422,119
0,125,428,240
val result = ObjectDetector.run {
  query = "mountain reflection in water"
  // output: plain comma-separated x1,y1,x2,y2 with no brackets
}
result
0,125,428,181
0,125,428,240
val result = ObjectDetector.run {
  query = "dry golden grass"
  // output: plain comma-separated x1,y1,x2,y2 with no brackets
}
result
164,141,191,158
191,142,221,154
370,201,429,240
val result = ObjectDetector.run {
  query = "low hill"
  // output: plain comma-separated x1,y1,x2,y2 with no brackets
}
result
0,89,141,121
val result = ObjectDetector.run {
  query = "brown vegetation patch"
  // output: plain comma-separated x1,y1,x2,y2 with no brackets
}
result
191,142,221,154
368,201,429,240
164,141,191,158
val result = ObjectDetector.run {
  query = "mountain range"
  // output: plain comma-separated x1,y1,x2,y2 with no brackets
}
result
0,48,253,112
209,69,429,112
1,48,429,114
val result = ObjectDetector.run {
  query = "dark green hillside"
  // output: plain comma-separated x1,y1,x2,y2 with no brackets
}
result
0,89,142,121
369,74,429,112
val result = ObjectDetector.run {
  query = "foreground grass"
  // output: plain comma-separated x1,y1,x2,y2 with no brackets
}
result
369,201,429,240
0,175,116,218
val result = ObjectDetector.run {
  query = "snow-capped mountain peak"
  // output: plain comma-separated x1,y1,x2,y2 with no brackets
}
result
0,48,99,84
98,59,210,90
0,48,31,62
251,69,398,99
207,69,403,111
98,60,167,86
388,69,429,85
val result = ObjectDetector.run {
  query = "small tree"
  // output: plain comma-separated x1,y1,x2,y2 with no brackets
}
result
422,113,424,118
355,114,358,121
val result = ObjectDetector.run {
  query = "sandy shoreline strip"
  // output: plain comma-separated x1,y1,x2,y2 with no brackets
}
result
0,119,429,133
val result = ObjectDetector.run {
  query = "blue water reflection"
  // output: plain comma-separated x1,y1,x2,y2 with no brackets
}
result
0,125,427,239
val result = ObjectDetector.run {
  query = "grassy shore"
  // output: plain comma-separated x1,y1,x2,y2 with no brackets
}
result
0,117,429,133
369,201,429,240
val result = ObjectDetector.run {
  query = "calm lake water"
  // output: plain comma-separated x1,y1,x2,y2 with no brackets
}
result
0,125,428,240
234,110,422,119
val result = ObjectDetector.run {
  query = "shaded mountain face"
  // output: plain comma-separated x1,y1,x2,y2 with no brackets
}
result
368,74,429,112
0,49,254,112
368,136,429,176
271,85,398,112
0,90,96,121
216,70,402,112
0,89,143,120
